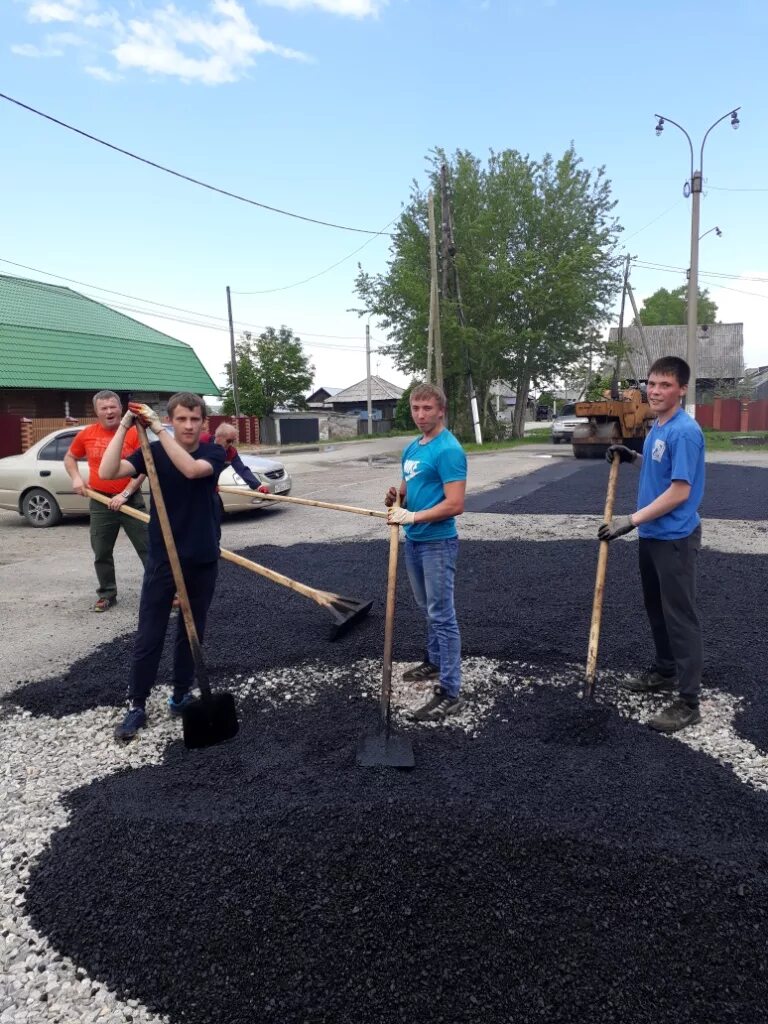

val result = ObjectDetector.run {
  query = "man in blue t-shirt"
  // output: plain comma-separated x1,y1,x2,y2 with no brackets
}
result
99,392,226,741
598,356,705,734
384,383,468,721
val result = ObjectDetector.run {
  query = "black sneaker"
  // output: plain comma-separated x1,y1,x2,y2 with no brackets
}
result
411,686,465,722
114,707,147,741
648,699,701,734
624,669,677,693
402,661,440,682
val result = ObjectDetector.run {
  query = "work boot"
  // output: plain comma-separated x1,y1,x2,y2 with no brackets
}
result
648,699,701,734
402,660,440,682
411,686,465,722
167,692,195,717
623,668,677,694
93,596,117,613
114,707,147,741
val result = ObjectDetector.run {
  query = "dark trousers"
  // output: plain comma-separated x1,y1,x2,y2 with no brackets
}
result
128,558,218,706
89,495,149,599
638,526,703,705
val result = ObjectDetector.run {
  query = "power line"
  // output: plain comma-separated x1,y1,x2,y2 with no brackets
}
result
635,259,768,284
0,255,379,343
231,216,397,295
0,90,391,237
633,261,768,300
621,199,684,243
707,184,768,192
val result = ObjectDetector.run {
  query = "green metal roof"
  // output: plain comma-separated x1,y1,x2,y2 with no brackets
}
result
0,274,219,394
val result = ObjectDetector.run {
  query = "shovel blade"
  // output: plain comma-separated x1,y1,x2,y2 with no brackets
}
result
182,691,239,750
356,731,415,769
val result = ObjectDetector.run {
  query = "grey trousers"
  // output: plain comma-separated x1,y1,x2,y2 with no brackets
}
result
638,526,703,705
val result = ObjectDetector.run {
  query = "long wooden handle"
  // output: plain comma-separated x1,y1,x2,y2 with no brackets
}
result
86,488,338,609
584,456,621,697
217,486,387,520
135,424,211,699
381,495,400,732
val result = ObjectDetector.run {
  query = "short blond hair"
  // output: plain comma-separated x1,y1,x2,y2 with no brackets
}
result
410,383,446,409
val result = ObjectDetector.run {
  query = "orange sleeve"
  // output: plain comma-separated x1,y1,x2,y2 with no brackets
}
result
68,431,87,458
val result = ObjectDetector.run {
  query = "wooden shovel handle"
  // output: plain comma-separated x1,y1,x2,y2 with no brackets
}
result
86,488,338,608
584,456,620,698
381,494,400,730
135,423,211,699
217,486,387,519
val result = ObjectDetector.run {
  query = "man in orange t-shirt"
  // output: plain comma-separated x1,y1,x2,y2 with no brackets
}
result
64,390,149,612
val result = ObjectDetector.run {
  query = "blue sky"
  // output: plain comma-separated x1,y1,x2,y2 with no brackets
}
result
2,0,767,396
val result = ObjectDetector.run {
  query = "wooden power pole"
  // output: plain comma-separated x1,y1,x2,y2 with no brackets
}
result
427,191,442,389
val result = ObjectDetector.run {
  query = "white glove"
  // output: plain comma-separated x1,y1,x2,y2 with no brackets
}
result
120,411,135,430
387,507,416,525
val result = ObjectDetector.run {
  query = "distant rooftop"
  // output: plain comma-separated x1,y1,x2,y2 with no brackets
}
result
331,376,405,403
608,323,744,380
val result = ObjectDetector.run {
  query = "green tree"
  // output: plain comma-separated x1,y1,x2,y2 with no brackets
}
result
221,326,314,417
635,286,718,327
392,379,420,430
354,146,622,438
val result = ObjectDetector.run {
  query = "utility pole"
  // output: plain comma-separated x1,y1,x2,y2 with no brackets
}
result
686,169,702,416
365,323,373,436
225,285,240,419
440,163,482,443
427,190,442,389
654,106,740,419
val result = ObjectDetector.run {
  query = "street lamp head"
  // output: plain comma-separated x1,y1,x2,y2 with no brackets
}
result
655,117,665,136
731,110,740,129
715,226,722,237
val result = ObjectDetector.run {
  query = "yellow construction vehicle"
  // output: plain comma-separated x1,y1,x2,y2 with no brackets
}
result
572,387,655,459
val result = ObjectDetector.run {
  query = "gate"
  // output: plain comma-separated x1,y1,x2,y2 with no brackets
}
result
279,418,319,444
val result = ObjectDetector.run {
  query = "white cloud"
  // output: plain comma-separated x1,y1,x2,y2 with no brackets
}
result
11,30,84,56
113,1,308,84
27,0,85,23
84,63,122,81
258,0,385,14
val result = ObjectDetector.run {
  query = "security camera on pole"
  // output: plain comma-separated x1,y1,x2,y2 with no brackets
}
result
653,108,740,420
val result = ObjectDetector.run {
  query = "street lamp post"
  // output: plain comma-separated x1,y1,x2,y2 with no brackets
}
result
654,108,740,419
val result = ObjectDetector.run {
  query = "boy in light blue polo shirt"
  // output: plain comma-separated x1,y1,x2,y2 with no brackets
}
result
385,383,467,721
598,356,705,734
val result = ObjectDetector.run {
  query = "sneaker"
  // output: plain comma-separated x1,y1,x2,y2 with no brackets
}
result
648,699,701,734
402,661,440,682
93,596,117,613
411,686,465,722
167,692,195,717
114,707,146,741
623,669,677,694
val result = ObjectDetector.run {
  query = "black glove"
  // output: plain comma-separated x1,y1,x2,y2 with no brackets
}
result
605,444,637,465
598,515,636,542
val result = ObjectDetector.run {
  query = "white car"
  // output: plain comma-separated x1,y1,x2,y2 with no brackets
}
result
0,427,292,527
551,404,589,445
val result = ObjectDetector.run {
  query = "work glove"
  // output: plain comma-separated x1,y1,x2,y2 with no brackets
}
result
598,515,636,542
128,402,163,434
384,486,401,508
387,507,416,526
257,485,270,494
605,444,638,465
120,410,135,430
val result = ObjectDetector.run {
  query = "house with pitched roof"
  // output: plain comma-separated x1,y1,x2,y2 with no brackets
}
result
326,376,404,421
0,273,218,419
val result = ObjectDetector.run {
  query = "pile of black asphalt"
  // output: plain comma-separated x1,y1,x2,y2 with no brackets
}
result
13,459,768,1024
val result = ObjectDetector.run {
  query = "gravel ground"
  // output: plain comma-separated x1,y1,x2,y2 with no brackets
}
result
2,450,768,1024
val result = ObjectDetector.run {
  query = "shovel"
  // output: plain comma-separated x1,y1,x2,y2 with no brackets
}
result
87,489,373,641
135,423,239,750
357,496,415,768
583,455,620,699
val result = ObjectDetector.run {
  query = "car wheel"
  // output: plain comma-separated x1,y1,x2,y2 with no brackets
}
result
551,436,560,445
22,488,63,527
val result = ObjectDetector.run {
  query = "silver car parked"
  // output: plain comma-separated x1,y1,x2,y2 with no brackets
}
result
0,427,292,527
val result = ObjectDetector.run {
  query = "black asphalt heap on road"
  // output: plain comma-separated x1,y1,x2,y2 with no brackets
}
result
14,459,768,1023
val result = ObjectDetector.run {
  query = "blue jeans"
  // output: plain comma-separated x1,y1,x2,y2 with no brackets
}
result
404,537,461,697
